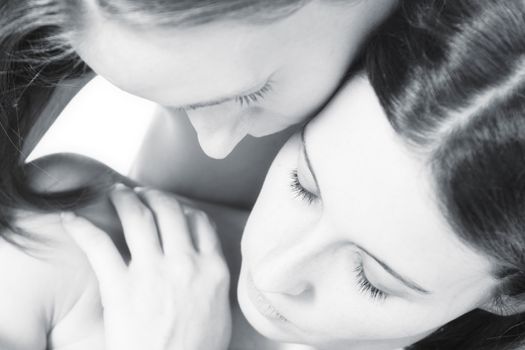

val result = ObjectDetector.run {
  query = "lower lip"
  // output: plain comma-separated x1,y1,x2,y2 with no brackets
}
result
246,273,289,323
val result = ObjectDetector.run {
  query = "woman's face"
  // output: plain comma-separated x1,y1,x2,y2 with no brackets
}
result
71,0,396,158
238,75,498,350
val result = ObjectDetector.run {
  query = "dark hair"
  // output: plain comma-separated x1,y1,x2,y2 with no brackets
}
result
366,0,525,349
94,0,309,27
0,1,91,241
0,0,318,239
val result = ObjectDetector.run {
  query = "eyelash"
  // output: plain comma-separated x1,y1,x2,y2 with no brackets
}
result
184,81,273,111
291,169,387,302
354,263,388,302
234,81,273,108
290,169,319,205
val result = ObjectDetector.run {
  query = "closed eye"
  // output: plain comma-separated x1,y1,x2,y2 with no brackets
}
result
290,169,319,205
183,80,273,111
354,263,388,302
234,81,273,107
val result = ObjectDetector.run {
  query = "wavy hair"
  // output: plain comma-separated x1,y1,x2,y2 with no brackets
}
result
366,1,525,349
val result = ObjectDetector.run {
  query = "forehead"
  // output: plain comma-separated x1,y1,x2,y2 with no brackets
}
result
72,1,350,106
306,76,495,292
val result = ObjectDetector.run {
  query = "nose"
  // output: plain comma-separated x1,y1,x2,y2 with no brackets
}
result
186,108,248,159
251,233,322,297
195,125,247,159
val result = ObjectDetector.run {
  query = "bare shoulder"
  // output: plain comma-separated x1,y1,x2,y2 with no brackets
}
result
0,214,104,350
0,150,115,349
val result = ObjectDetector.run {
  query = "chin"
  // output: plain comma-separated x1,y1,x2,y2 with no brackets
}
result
236,265,429,350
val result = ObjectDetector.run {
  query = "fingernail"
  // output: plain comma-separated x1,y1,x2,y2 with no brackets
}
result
188,209,217,230
208,217,218,231
114,183,127,191
182,204,195,215
133,186,146,193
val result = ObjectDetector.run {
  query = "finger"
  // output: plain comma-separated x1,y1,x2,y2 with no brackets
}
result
187,210,223,255
61,212,126,295
138,189,195,256
110,185,162,262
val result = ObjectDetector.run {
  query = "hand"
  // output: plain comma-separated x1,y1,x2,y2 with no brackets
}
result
61,186,232,350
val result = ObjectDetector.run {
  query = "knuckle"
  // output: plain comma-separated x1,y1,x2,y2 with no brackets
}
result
205,258,230,281
215,261,230,279
204,241,223,255
211,270,231,290
175,253,198,274
137,205,154,221
89,232,113,250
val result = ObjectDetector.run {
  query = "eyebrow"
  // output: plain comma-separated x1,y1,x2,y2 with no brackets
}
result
358,245,432,295
300,127,432,296
300,127,320,189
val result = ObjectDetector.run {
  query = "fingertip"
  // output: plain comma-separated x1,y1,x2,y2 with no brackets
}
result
208,216,218,231
182,205,196,216
189,211,221,254
194,210,216,228
133,186,147,193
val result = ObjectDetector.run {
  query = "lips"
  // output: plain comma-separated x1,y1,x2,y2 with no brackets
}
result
246,272,289,323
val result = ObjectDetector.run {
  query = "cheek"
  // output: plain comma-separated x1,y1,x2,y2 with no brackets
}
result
265,42,359,122
301,298,460,343
245,107,293,137
241,135,315,259
267,70,341,126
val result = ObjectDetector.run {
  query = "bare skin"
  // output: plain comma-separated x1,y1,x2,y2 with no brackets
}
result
69,0,397,208
130,107,297,208
0,153,273,350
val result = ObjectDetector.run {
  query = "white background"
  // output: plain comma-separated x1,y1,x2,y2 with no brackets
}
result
29,76,157,175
